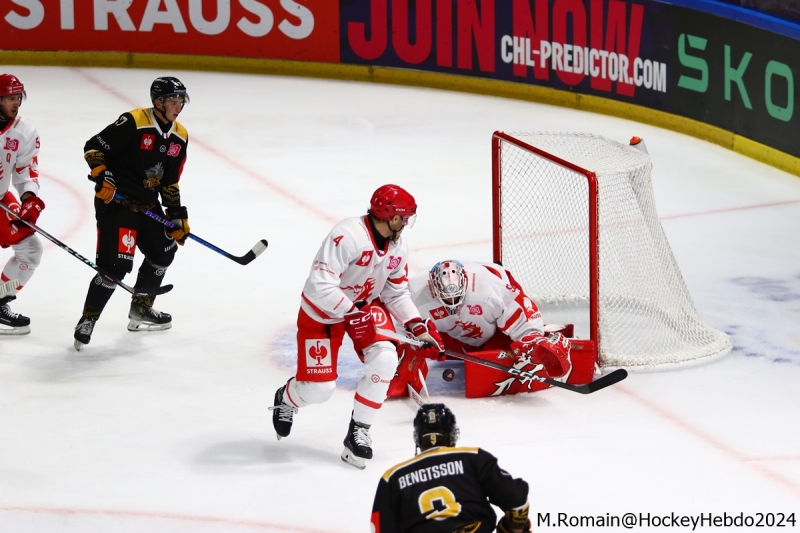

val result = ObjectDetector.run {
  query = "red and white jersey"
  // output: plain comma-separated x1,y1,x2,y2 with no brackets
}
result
301,216,420,326
0,116,40,198
409,261,544,347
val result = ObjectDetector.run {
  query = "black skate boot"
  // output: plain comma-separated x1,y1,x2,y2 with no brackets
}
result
128,302,172,332
341,417,373,469
0,296,31,335
73,315,97,351
268,385,298,440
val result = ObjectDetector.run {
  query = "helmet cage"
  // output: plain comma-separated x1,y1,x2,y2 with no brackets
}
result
413,403,460,449
429,260,467,310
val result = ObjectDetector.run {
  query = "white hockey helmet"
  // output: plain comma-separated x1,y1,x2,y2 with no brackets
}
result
429,260,467,310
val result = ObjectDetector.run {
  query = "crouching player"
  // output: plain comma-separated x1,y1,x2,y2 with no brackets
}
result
389,260,596,398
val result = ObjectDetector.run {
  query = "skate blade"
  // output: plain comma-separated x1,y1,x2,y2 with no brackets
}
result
74,339,85,351
341,448,367,470
127,320,173,332
0,325,30,336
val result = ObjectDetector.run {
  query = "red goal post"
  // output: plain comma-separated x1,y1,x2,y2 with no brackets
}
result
491,131,731,370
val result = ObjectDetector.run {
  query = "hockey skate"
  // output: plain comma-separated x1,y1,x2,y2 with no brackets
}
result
341,417,373,469
127,303,172,332
0,296,31,335
269,385,297,440
73,316,97,351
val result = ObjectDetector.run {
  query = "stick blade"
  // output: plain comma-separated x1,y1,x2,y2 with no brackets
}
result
135,283,174,297
233,239,269,265
585,368,628,393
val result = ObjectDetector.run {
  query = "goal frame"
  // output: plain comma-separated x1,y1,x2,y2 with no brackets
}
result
492,131,602,360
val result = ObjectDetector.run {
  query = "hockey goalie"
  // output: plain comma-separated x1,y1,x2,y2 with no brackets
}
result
388,259,597,398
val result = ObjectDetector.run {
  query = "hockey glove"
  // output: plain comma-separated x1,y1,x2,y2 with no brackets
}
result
166,206,190,245
511,332,572,377
344,302,377,345
496,503,531,533
405,318,445,361
17,195,45,225
91,167,117,204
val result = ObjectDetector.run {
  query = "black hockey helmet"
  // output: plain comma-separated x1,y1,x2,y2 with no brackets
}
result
413,403,459,448
150,76,189,105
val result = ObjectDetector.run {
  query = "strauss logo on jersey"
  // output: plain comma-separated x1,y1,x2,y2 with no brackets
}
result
4,138,19,151
305,339,332,373
117,228,137,259
387,255,402,270
140,134,155,151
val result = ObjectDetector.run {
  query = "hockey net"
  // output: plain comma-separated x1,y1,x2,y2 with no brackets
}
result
492,132,731,369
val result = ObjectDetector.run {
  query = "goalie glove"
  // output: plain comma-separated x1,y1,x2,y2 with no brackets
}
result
510,332,572,377
496,503,531,533
405,318,445,361
166,206,190,245
344,301,377,345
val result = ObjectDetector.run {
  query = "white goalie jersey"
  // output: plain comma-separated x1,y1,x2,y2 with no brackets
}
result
300,216,420,326
0,116,40,198
408,261,545,347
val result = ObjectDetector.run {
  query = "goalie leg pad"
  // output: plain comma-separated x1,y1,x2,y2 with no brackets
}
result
386,345,429,399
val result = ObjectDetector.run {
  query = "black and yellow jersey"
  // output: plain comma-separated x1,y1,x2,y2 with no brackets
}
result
371,446,528,533
84,107,188,209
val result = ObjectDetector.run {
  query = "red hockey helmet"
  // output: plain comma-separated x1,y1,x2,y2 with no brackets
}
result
369,184,417,226
0,74,26,100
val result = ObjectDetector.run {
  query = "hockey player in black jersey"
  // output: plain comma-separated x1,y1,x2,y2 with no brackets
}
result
371,404,531,533
73,77,190,350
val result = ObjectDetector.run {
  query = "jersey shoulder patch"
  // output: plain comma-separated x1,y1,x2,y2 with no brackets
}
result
172,120,188,143
129,108,154,128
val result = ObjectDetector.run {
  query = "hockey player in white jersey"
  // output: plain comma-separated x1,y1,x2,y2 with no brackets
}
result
0,74,44,335
270,184,444,469
388,260,577,398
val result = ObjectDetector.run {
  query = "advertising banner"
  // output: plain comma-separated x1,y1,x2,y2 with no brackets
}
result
0,0,340,63
1,1,797,159
340,0,800,158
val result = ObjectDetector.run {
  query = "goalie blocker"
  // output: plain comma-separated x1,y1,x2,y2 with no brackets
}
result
388,324,597,399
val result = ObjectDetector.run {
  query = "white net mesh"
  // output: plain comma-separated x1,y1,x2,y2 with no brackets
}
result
496,132,731,369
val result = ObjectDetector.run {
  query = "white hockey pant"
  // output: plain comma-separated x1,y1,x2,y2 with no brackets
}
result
2,234,42,297
353,341,399,426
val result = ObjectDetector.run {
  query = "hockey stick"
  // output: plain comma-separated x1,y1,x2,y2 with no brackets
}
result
114,193,268,265
0,279,19,296
444,349,627,395
0,203,172,297
377,328,627,395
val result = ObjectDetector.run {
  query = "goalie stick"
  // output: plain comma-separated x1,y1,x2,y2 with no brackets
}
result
377,328,627,395
114,194,268,265
0,203,172,297
0,279,19,297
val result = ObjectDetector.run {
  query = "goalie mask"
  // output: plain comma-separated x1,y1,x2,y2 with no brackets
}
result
413,403,459,450
429,260,467,312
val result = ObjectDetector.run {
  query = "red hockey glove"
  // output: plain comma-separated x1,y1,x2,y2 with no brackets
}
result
405,318,445,361
17,195,45,225
344,302,377,345
166,206,190,245
91,167,117,204
511,332,572,377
